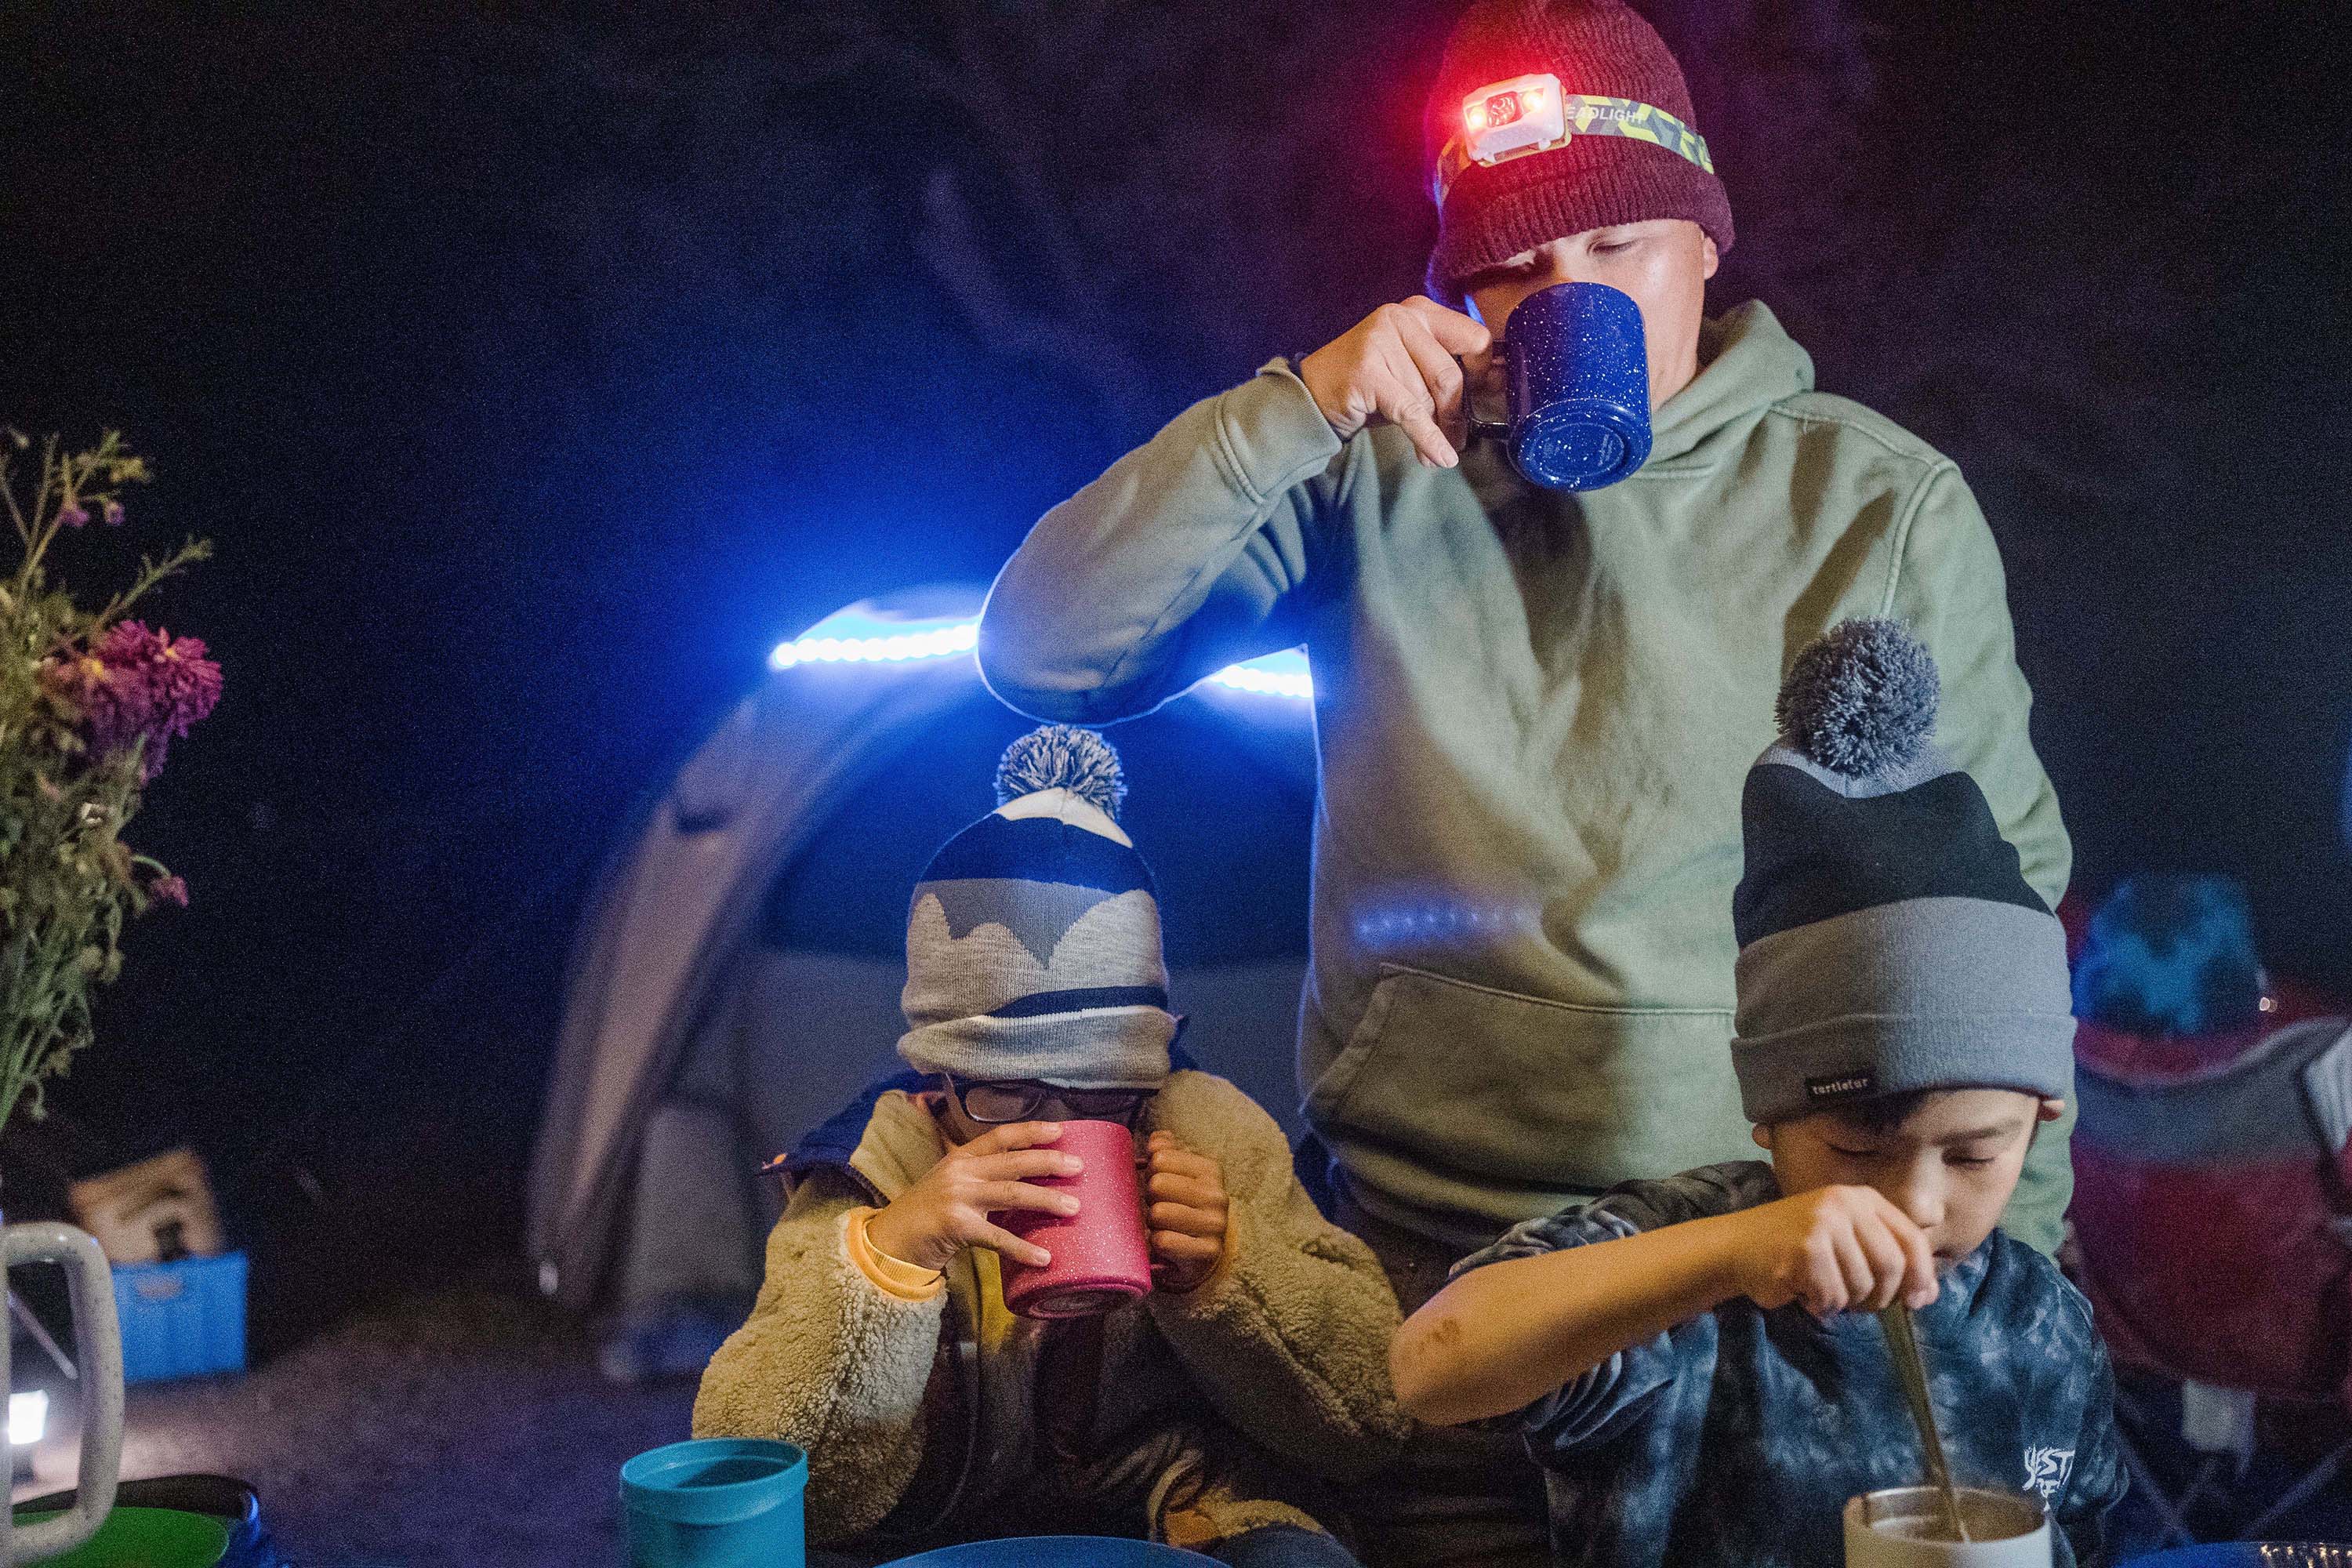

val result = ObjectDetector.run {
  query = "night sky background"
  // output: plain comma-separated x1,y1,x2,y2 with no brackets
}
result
3,0,2347,1347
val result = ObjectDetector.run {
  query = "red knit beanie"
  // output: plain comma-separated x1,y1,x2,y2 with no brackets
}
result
1425,0,1734,305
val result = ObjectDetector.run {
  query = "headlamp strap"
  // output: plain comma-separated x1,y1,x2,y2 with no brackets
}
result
1432,94,1715,208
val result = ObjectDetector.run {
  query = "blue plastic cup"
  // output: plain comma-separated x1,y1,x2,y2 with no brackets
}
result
621,1438,808,1568
1472,280,1653,490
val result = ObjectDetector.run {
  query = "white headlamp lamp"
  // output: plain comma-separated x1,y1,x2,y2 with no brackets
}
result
1432,71,1716,208
1461,74,1569,167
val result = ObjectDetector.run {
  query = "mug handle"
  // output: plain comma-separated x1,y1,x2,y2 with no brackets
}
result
5,1224,124,1562
1457,343,1511,445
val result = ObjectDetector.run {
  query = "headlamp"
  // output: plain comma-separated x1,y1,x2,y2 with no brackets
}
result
1432,72,1715,209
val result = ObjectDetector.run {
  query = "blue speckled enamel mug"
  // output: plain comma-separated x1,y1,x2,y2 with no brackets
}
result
1469,280,1652,490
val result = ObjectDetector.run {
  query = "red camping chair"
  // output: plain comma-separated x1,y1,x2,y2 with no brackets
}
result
2069,1013,2352,1545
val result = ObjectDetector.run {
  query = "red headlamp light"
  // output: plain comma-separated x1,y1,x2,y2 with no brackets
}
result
1458,73,1566,166
1431,74,1716,209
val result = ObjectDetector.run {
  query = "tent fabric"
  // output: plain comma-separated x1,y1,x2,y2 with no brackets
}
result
528,655,983,1308
528,586,1317,1316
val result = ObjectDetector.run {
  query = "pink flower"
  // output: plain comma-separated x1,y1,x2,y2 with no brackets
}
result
58,502,89,528
102,500,125,526
149,874,190,908
66,622,223,781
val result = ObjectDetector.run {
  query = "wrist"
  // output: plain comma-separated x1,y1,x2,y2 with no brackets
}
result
866,1204,945,1273
1158,1250,1221,1294
1689,1209,1763,1306
1290,347,1356,440
850,1207,947,1302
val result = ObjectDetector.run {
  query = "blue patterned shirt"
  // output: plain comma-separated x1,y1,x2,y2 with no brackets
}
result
1453,1162,2126,1568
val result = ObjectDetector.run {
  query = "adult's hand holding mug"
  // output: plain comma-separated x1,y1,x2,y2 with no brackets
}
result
1294,284,1653,488
1298,297,1493,470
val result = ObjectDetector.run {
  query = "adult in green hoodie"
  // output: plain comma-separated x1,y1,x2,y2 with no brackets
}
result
981,0,2071,1300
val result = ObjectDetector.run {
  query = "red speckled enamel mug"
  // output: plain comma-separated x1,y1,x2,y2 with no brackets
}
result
994,1120,1153,1319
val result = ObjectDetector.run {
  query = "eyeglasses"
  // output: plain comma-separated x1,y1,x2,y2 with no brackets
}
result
946,1076,1154,1126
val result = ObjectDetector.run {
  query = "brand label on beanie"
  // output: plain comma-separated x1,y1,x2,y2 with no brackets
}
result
1805,1070,1878,1102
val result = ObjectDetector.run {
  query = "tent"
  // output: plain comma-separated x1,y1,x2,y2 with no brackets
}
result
526,585,1319,1341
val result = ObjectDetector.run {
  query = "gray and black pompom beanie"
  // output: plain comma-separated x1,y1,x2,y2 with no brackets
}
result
1729,620,2075,1123
898,725,1177,1090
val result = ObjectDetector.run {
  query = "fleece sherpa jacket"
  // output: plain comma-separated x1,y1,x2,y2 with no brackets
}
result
691,1069,1410,1551
978,300,2074,1255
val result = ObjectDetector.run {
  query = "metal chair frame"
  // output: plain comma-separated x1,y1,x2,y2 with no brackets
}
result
2112,1377,2352,1548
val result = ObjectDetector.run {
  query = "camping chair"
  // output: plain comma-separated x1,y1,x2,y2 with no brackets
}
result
2069,1014,2352,1548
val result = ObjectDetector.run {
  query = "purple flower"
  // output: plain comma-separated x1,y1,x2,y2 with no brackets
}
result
64,622,224,781
58,502,90,528
102,500,125,526
149,874,190,908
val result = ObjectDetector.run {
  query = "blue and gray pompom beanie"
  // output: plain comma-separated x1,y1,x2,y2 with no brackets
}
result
1729,619,2076,1123
897,725,1177,1090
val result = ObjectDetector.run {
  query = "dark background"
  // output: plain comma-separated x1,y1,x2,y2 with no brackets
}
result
2,0,2347,1347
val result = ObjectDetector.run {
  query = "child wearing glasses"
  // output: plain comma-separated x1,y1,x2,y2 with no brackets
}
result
695,727,1408,1567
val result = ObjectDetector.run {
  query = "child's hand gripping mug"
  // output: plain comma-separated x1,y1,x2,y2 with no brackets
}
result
995,1120,1153,1319
1468,279,1653,491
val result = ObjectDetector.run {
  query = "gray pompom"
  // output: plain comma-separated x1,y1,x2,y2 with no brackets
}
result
995,725,1127,818
1774,619,1940,779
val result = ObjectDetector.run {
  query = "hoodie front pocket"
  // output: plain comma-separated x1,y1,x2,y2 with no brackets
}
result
1305,964,1750,1192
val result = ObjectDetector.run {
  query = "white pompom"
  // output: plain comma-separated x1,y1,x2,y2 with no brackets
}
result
994,725,1127,818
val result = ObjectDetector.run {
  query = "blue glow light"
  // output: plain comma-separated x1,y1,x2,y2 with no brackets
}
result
1203,647,1312,700
770,614,1312,700
768,614,976,670
1352,892,1541,953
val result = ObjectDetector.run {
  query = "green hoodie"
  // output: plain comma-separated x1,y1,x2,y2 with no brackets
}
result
980,301,2074,1253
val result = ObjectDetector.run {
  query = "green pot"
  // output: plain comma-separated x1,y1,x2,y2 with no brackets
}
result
13,1508,227,1567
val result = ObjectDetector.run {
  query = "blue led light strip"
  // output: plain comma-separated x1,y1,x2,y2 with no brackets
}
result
770,618,1312,700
